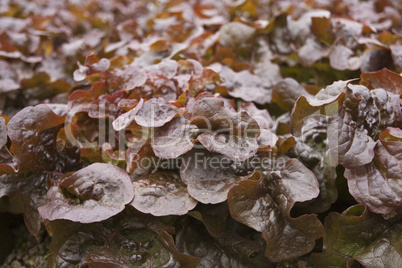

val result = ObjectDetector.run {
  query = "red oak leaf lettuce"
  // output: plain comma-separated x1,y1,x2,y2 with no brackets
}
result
7,104,73,172
227,161,323,262
312,205,402,267
130,170,197,216
344,127,402,214
38,163,134,223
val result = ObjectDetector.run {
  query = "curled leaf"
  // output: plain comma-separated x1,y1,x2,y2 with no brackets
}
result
7,104,66,172
180,148,244,204
190,94,260,160
38,163,134,223
228,160,323,262
112,99,144,131
344,127,402,214
328,109,376,168
198,132,258,161
134,98,182,127
73,55,110,81
151,116,196,159
291,92,345,136
219,66,269,104
129,73,178,101
88,90,129,119
240,102,273,130
240,102,277,149
108,64,147,91
343,85,401,138
130,171,197,216
190,94,260,138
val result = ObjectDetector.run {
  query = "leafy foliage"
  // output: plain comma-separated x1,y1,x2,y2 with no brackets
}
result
227,164,323,262
1,0,402,267
38,163,134,223
130,170,197,216
312,205,401,267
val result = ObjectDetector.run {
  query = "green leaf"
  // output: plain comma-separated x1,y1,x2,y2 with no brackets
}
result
312,205,402,268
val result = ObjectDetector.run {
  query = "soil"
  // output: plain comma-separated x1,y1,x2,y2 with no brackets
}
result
0,215,49,268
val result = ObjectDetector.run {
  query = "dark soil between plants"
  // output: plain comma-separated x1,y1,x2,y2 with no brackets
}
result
0,214,49,268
